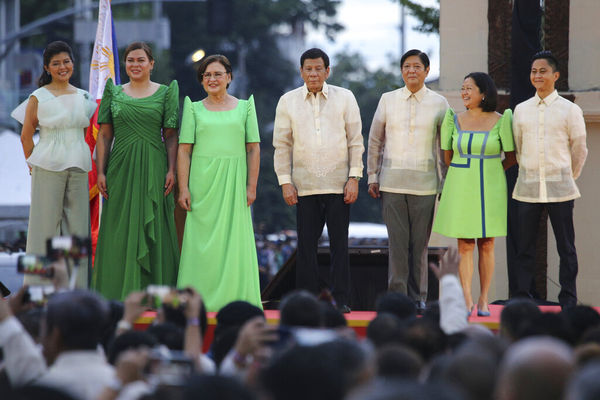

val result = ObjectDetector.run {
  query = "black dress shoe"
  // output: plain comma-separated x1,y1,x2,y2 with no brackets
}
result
338,304,352,314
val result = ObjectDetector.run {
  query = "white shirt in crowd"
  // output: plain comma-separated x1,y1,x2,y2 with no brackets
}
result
0,316,115,400
367,85,449,195
273,82,364,196
512,90,588,203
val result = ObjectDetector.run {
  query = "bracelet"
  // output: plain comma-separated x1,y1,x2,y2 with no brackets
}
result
187,317,200,327
116,320,132,331
232,350,252,368
349,176,361,181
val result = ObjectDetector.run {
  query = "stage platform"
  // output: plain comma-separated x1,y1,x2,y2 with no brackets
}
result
134,304,600,352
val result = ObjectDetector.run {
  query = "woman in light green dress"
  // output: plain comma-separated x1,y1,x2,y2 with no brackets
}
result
176,54,262,312
433,72,516,316
92,42,179,300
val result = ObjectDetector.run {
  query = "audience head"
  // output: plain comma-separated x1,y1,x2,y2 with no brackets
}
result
183,374,256,400
375,344,423,380
441,350,498,400
215,301,264,332
561,305,600,344
261,339,373,400
348,381,463,400
6,385,79,400
367,313,405,348
574,343,600,368
580,325,600,346
160,294,208,339
375,291,417,321
16,307,45,343
42,290,109,364
261,343,347,400
146,322,184,350
279,290,322,328
518,312,575,345
107,330,157,365
496,336,574,400
565,361,600,400
500,298,542,342
320,301,347,328
211,301,264,367
401,318,447,363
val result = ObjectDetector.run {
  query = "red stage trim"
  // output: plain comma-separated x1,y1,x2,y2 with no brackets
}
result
132,305,600,353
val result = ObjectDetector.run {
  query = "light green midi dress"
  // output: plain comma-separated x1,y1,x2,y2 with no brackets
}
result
433,108,515,238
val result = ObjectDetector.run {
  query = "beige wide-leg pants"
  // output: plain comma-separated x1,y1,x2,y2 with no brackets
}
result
24,166,90,288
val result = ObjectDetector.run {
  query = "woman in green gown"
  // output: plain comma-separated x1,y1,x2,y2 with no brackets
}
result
433,72,516,316
176,54,262,312
92,42,179,300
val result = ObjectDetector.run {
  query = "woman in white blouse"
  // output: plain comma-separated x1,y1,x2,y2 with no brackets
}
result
12,41,97,286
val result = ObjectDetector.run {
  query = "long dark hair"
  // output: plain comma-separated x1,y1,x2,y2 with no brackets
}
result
38,41,75,87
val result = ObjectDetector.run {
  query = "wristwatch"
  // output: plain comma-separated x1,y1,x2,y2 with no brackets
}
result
349,176,361,181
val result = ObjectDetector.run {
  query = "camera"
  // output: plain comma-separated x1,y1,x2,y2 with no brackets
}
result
22,285,55,305
145,285,190,309
145,347,194,387
17,254,54,278
16,235,91,287
46,236,91,261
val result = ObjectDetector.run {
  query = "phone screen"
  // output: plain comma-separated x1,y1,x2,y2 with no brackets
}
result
17,255,52,277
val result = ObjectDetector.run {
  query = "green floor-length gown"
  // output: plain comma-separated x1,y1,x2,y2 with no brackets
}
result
433,108,515,238
92,79,180,300
177,95,262,312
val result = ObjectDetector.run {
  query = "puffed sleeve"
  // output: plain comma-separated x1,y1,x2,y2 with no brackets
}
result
81,90,98,119
163,80,180,129
499,108,515,152
178,96,195,144
440,108,456,150
10,98,30,126
10,88,44,125
97,78,114,125
245,95,260,143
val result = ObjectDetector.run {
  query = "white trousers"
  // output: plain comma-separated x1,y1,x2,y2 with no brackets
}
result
25,166,90,288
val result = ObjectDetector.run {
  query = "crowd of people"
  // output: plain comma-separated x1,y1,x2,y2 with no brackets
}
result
2,254,600,400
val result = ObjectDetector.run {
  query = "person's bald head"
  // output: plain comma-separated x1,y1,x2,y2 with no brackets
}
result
496,337,574,400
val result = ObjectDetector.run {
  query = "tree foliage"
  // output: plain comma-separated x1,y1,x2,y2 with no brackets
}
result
395,0,440,34
19,1,74,49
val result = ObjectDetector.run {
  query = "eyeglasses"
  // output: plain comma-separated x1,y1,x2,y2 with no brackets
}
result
402,65,424,71
202,72,227,80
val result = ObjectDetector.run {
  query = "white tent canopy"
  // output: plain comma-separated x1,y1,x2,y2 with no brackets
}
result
0,130,31,206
